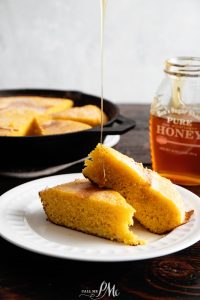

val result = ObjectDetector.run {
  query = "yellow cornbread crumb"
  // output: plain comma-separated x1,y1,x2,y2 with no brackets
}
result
39,179,145,245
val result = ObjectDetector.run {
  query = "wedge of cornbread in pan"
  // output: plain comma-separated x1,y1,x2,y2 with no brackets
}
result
0,96,73,114
39,179,145,245
83,144,193,234
0,110,36,136
32,117,91,135
0,96,74,136
52,104,108,126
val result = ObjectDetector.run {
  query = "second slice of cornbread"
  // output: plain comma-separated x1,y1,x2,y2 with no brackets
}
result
39,179,145,245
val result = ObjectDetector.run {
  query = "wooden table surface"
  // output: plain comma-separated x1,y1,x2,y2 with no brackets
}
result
0,104,200,300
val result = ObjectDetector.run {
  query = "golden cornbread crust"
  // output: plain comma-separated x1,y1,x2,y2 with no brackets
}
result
52,104,108,126
0,96,73,114
83,144,193,234
33,118,91,135
39,179,145,245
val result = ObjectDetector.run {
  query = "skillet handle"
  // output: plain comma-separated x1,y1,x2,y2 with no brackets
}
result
91,115,136,135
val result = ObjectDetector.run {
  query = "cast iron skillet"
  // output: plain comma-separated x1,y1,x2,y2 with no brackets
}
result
0,89,136,170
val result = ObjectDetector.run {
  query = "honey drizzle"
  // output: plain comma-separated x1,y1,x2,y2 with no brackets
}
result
100,0,107,144
100,0,107,183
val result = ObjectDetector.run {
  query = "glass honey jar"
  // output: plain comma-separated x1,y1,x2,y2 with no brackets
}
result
150,57,200,185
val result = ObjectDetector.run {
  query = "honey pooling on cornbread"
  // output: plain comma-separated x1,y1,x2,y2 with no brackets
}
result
83,144,193,234
39,179,145,245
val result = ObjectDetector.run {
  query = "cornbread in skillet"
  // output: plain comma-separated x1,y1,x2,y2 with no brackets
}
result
39,179,145,245
83,144,193,234
0,97,108,136
0,96,73,114
52,104,108,126
33,117,91,135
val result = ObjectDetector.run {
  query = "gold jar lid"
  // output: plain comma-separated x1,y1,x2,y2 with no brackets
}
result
164,57,200,77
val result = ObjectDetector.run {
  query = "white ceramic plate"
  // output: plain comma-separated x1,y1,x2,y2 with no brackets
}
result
0,173,199,262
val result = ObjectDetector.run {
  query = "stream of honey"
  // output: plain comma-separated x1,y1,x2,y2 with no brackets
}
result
99,0,107,183
100,0,107,144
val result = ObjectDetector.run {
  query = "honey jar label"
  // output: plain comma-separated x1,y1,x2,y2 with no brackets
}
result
151,114,200,157
150,108,200,185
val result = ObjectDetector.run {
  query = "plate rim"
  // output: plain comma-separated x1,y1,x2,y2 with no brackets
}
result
0,173,199,262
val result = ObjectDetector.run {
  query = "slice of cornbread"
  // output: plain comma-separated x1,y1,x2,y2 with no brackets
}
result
0,96,73,114
39,179,144,245
83,144,193,234
0,110,35,136
52,104,108,126
32,117,91,135
34,97,73,114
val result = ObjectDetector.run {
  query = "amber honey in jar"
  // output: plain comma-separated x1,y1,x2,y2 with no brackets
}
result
150,57,200,185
